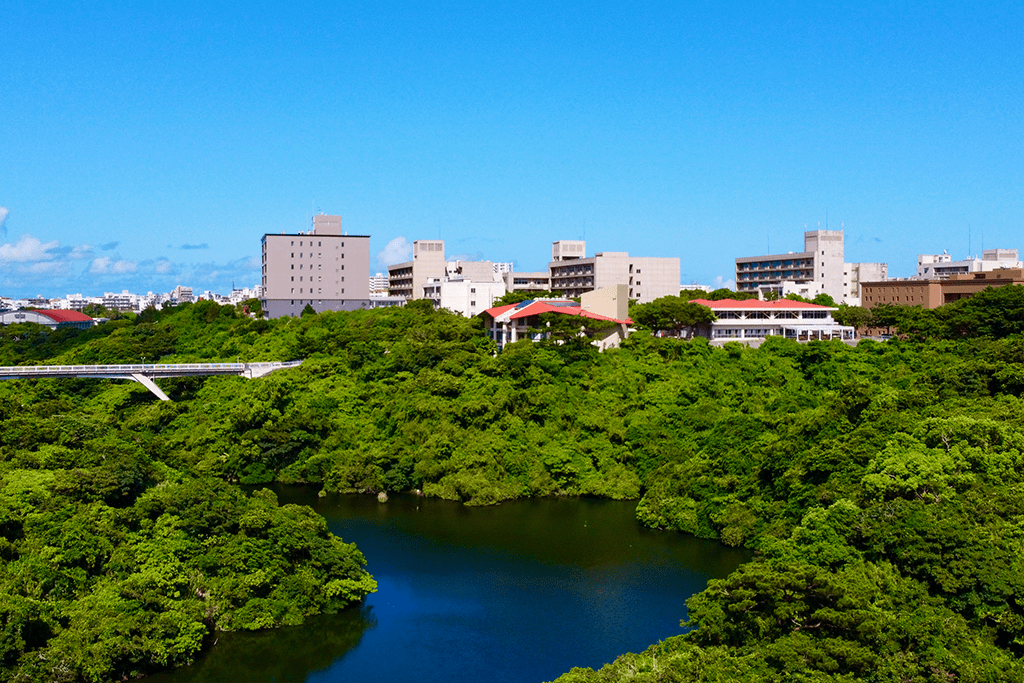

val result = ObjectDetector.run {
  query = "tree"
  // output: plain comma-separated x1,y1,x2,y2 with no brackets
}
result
833,304,873,329
631,296,716,338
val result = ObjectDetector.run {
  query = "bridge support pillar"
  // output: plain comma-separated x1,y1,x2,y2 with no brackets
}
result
131,374,171,401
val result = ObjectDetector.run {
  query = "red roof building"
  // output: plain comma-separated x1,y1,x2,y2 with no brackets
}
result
688,298,853,342
0,309,95,330
481,296,632,351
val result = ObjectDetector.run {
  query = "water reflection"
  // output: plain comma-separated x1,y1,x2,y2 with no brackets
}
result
152,490,750,683
147,605,375,683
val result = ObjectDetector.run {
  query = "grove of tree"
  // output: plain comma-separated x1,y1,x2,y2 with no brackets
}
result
1,289,1024,681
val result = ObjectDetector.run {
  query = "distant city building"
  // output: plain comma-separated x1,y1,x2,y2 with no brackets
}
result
171,285,194,303
369,272,390,297
916,249,1021,279
547,240,681,303
260,213,371,318
0,309,95,330
736,230,887,305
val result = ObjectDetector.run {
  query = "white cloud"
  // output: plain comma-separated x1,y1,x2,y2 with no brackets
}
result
26,261,69,275
90,256,138,274
0,207,8,233
0,235,60,263
376,236,413,268
713,275,737,291
155,258,174,274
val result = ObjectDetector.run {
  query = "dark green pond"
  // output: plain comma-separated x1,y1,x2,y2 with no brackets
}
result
150,489,750,683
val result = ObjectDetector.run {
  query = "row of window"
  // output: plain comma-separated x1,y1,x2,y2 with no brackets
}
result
738,259,814,270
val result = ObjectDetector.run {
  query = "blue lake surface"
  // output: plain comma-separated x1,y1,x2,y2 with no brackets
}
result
150,489,749,683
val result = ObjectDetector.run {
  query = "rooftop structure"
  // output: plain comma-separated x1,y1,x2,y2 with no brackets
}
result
916,249,1021,279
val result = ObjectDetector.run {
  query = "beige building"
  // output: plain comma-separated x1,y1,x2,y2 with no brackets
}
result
388,240,446,299
736,230,886,305
260,214,370,318
547,241,680,303
504,271,552,293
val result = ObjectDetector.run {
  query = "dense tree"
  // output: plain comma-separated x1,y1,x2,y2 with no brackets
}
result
3,296,1024,680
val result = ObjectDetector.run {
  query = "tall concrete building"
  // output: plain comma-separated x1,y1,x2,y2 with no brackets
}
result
260,213,370,318
736,230,886,305
547,240,680,303
388,240,446,299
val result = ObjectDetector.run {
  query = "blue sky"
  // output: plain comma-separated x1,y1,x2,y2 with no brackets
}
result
1,1,1021,297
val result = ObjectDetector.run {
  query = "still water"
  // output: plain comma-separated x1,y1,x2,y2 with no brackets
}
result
151,489,750,683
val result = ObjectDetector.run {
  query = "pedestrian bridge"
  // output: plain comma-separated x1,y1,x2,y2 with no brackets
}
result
0,361,303,401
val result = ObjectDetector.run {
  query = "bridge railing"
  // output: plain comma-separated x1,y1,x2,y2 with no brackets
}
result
0,361,302,377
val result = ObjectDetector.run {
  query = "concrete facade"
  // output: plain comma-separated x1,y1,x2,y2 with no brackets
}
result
737,230,887,305
504,271,552,293
388,239,445,300
843,262,889,306
423,278,507,317
916,249,1021,279
260,213,371,318
547,241,680,303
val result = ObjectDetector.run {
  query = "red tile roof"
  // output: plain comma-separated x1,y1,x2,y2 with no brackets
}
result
34,310,94,323
483,300,630,324
690,298,832,310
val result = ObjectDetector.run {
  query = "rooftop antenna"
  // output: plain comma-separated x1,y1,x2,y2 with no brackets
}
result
826,208,829,230
968,223,971,258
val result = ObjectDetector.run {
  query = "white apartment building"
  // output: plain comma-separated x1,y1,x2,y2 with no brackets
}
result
736,230,887,305
547,241,680,303
260,213,371,318
916,249,1021,279
423,277,507,317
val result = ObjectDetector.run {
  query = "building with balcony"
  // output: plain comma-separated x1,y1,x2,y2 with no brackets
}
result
736,230,886,305
387,240,445,300
547,241,680,303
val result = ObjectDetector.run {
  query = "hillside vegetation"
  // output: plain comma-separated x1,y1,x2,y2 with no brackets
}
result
1,288,1024,681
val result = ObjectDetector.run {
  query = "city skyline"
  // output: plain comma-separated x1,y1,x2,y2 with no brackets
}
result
2,1,1021,298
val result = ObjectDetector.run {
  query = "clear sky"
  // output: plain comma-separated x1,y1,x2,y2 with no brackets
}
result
1,1,1021,297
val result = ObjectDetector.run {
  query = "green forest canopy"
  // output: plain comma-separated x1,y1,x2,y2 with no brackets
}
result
2,289,1024,681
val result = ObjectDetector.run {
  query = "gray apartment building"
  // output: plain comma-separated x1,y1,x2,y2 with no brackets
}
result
547,240,680,303
260,214,370,318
